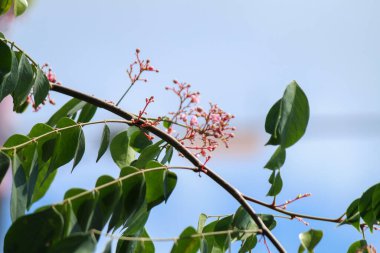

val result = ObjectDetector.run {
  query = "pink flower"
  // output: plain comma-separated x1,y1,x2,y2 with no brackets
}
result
180,113,187,122
190,94,200,103
210,113,221,123
190,115,198,126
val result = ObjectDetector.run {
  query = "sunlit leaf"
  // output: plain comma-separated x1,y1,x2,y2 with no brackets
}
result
0,0,12,15
298,229,323,253
110,130,135,169
171,226,200,253
14,0,28,16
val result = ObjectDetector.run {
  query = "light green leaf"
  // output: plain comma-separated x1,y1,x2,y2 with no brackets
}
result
347,240,369,253
110,130,135,169
197,213,207,233
72,128,85,172
47,98,87,126
171,226,200,253
14,0,28,16
33,68,50,108
96,124,110,162
299,229,323,253
0,0,12,15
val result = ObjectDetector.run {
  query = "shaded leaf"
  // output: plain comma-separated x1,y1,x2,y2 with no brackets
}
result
110,130,135,169
128,126,153,153
239,235,257,253
171,226,200,253
116,228,154,253
4,207,64,253
77,103,97,123
0,50,19,102
0,151,10,184
161,145,174,164
266,171,283,196
214,215,233,250
0,0,12,15
0,39,12,84
96,124,111,162
299,229,323,253
347,240,372,253
47,233,96,253
47,98,87,126
12,53,34,108
134,142,162,169
340,198,360,231
72,128,85,172
264,146,286,170
10,153,27,221
33,68,50,108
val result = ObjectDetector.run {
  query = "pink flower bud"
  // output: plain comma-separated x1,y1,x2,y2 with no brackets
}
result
191,94,200,103
190,115,198,126
210,114,221,123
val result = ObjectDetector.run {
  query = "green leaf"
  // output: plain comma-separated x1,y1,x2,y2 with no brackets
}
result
108,166,146,232
162,116,172,129
347,240,369,253
28,123,58,164
161,145,174,164
90,175,121,231
97,124,111,162
33,68,50,108
110,130,135,169
264,146,286,170
14,0,28,16
72,128,85,172
47,98,87,126
359,183,379,231
340,198,360,231
0,32,4,39
77,103,97,123
26,147,39,209
0,0,12,16
275,81,310,148
122,203,150,235
12,53,34,108
214,215,233,250
116,228,154,253
134,142,162,169
171,226,200,253
145,161,177,209
238,235,257,253
47,233,96,253
197,213,207,233
0,39,12,82
0,151,10,184
265,99,281,137
48,117,81,174
202,220,223,253
299,229,323,253
0,50,19,102
232,207,259,240
10,153,28,222
134,229,155,253
266,171,283,196
4,207,64,253
129,127,153,153
372,184,380,222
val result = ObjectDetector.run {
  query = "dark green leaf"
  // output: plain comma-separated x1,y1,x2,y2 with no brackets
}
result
110,130,135,169
171,226,200,253
0,0,12,17
267,171,283,196
299,229,323,253
72,128,85,172
14,0,28,16
265,99,281,137
238,235,257,253
77,103,97,123
97,124,111,162
347,240,369,253
116,228,154,253
372,184,380,221
31,163,57,204
161,145,174,164
258,214,276,230
202,220,222,253
145,161,177,209
0,32,4,39
4,207,64,253
340,198,360,231
214,215,233,250
359,183,379,230
232,207,259,240
47,233,96,253
0,50,19,102
33,68,50,108
10,153,27,222
122,203,150,235
47,98,87,126
0,151,10,184
108,166,146,232
277,81,310,148
264,146,286,170
28,123,58,164
26,147,39,209
134,142,162,169
129,127,153,153
0,39,12,83
12,53,34,108
134,229,155,253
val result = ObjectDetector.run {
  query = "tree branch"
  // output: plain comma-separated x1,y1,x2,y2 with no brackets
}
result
51,84,287,253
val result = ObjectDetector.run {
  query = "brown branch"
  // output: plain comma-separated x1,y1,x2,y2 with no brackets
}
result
243,194,344,224
50,84,287,253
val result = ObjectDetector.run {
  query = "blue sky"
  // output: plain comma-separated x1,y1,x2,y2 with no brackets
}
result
1,0,380,252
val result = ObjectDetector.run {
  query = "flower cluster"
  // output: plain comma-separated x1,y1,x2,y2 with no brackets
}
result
127,48,159,84
165,80,236,157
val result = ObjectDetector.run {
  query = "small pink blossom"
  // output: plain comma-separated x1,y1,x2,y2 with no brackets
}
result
210,113,221,123
190,94,200,103
190,115,198,126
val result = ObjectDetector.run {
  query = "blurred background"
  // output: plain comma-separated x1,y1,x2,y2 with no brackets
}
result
1,0,380,252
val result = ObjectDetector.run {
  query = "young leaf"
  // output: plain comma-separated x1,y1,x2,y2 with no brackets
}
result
110,130,135,169
0,50,19,102
264,146,286,170
72,128,85,172
77,103,97,123
266,171,283,196
0,0,12,15
14,0,28,16
170,226,200,253
47,233,96,253
0,151,10,184
4,207,64,253
47,98,87,126
32,68,50,108
298,229,323,253
197,213,207,233
12,53,34,108
96,124,110,162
